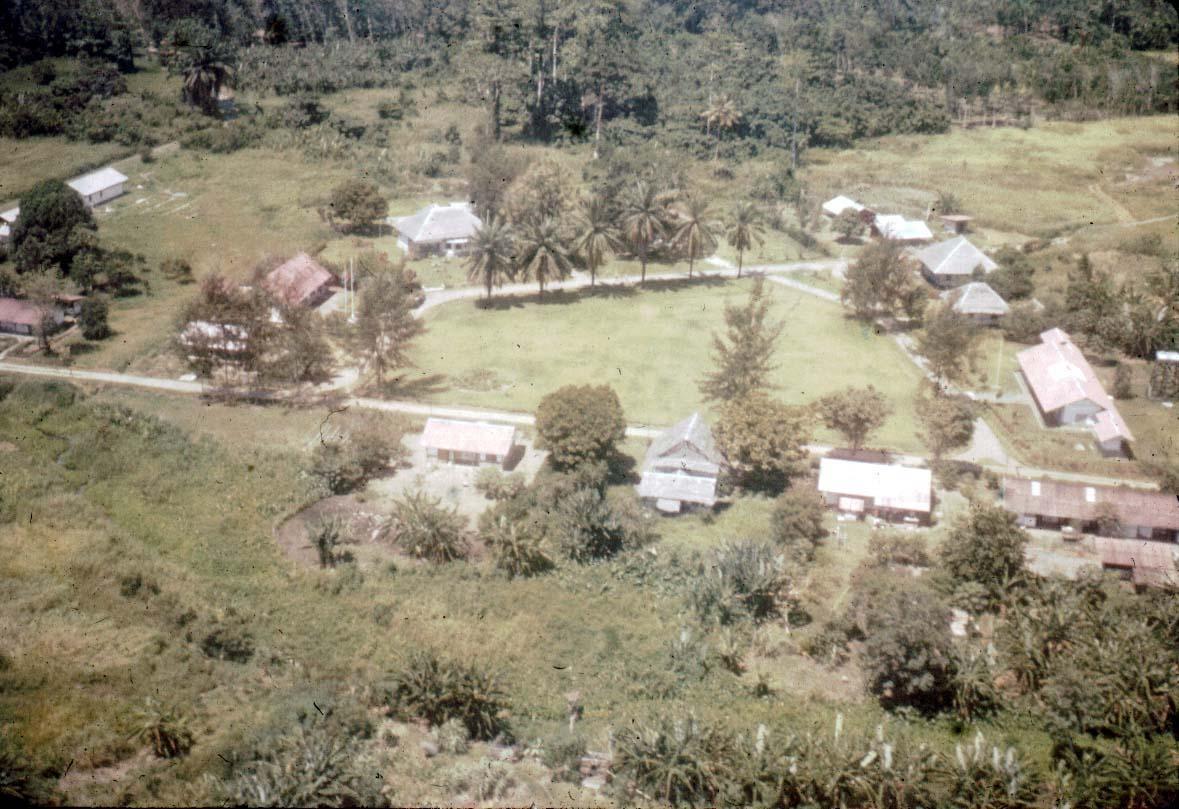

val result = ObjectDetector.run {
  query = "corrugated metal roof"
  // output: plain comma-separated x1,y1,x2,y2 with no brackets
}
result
0,207,18,223
636,470,718,506
0,297,48,327
874,214,933,242
914,236,998,277
262,253,335,307
391,202,481,244
1002,476,1179,531
642,412,722,476
1095,536,1176,572
941,281,1009,316
67,167,128,198
817,458,932,513
822,195,864,216
420,418,516,457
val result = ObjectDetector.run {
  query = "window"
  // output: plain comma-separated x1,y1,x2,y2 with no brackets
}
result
1084,486,1096,503
1031,481,1041,497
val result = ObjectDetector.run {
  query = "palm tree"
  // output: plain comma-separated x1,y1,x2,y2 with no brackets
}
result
517,218,573,296
725,202,765,279
466,217,515,301
701,94,741,161
673,194,718,279
573,195,622,288
180,47,233,116
620,181,665,286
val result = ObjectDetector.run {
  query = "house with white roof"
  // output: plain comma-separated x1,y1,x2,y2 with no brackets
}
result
420,418,518,468
940,281,1009,325
913,236,998,288
1016,328,1133,456
67,167,128,207
390,202,482,259
822,195,870,218
817,457,933,523
871,214,933,243
635,412,723,514
0,207,18,243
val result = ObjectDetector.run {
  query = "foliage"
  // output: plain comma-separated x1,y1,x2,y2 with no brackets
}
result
690,540,793,626
466,217,516,300
0,731,56,805
328,179,387,233
350,261,424,387
768,485,827,565
389,491,468,563
78,297,110,340
699,276,784,403
534,384,626,470
10,179,96,275
434,718,470,755
724,201,765,277
714,393,810,493
916,388,975,461
613,715,730,806
387,652,509,740
816,385,892,451
473,467,526,502
918,304,980,386
620,181,667,284
842,239,926,321
548,485,645,563
129,698,194,759
943,732,1039,809
868,531,931,568
311,517,348,569
573,193,622,287
481,515,553,578
515,217,573,295
833,208,865,241
939,503,1027,609
672,193,719,278
309,412,403,495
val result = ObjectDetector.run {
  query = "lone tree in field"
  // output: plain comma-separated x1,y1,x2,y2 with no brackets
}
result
620,181,665,285
466,217,516,300
672,193,718,279
841,239,926,321
833,208,865,242
725,201,764,278
535,384,627,470
351,264,425,388
918,303,979,387
700,276,784,402
940,503,1027,609
915,387,975,461
329,179,388,233
816,385,891,450
714,393,810,493
573,194,621,288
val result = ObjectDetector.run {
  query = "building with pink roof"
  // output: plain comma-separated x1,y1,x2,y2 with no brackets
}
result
262,253,336,308
1016,328,1133,456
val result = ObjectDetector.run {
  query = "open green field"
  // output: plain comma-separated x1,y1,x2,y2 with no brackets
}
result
804,116,1178,235
412,279,926,452
0,137,131,205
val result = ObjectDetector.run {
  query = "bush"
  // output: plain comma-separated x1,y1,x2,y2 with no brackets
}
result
690,540,792,626
860,583,957,714
769,485,827,564
548,485,645,562
534,384,626,470
387,652,509,740
79,297,110,340
867,531,930,567
129,698,194,759
474,467,526,501
434,718,469,755
613,715,729,806
389,491,467,563
198,624,255,663
481,515,553,578
939,503,1027,609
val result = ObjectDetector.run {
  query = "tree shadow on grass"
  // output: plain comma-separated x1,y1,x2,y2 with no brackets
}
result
640,275,729,294
372,372,450,400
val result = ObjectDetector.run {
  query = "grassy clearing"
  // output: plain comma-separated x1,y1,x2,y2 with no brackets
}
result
411,278,926,452
0,137,131,205
803,116,1178,235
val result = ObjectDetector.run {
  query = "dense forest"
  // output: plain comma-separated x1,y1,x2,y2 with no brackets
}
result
1,0,1175,157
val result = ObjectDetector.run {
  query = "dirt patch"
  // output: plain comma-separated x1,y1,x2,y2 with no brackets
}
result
58,748,154,799
275,494,389,568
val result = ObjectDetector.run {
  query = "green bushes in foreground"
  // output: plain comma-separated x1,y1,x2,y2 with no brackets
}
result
386,652,509,741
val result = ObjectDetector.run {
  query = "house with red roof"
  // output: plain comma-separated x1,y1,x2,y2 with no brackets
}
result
1016,328,1133,456
262,253,336,308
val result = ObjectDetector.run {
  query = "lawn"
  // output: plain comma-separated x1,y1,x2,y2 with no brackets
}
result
0,137,131,206
411,278,927,452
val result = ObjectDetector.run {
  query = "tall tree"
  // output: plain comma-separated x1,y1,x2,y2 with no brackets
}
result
351,265,425,388
816,385,892,451
516,218,572,295
701,93,741,160
918,303,980,388
573,194,621,288
841,239,927,321
714,393,810,493
328,179,387,234
535,384,626,470
566,0,634,158
466,217,516,301
672,194,718,280
940,503,1027,609
699,276,784,402
915,387,975,461
620,181,664,286
724,202,764,279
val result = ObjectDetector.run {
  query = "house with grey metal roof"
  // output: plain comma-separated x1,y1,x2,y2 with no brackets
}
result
67,167,128,208
913,236,998,287
636,412,723,513
390,202,482,259
940,281,1009,325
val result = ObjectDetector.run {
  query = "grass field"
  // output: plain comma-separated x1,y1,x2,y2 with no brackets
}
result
0,138,131,205
411,278,927,452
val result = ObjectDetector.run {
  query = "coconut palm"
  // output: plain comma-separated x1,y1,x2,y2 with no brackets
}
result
725,201,765,278
573,195,622,288
517,218,573,296
620,181,665,286
466,217,516,301
701,94,742,161
180,47,233,116
673,194,718,279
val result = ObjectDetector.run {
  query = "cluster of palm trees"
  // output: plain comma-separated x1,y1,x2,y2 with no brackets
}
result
466,182,767,300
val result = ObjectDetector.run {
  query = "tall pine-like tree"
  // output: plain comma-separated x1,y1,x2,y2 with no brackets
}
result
699,276,783,402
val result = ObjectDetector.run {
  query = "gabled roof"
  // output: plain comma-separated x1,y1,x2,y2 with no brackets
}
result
67,167,128,197
914,236,998,277
0,297,52,327
643,412,722,476
391,202,481,244
822,195,864,216
1003,476,1179,531
262,253,335,306
0,207,18,223
180,320,250,353
941,281,1009,316
1016,328,1133,442
874,214,933,242
420,418,516,457
817,458,932,514
636,470,719,506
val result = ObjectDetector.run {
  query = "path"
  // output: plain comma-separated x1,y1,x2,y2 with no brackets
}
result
1087,183,1135,224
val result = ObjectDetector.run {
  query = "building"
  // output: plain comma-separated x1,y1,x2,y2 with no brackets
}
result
390,202,482,259
635,412,723,514
67,167,128,207
939,214,974,234
0,297,65,336
262,253,336,308
817,457,932,523
420,418,518,468
1016,328,1133,456
871,214,933,243
822,195,871,219
913,236,998,287
940,281,1009,325
1148,349,1179,400
179,320,251,358
1001,476,1179,543
0,207,18,243
1094,537,1177,589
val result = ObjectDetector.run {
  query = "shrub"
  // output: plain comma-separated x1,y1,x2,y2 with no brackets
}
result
690,540,792,626
613,715,729,806
549,485,645,562
199,625,255,663
389,491,468,563
311,516,350,568
534,384,626,470
867,531,930,567
387,652,509,740
482,515,553,577
474,467,526,501
443,758,516,802
769,485,827,564
939,503,1027,609
128,698,194,759
435,718,469,755
79,297,110,340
